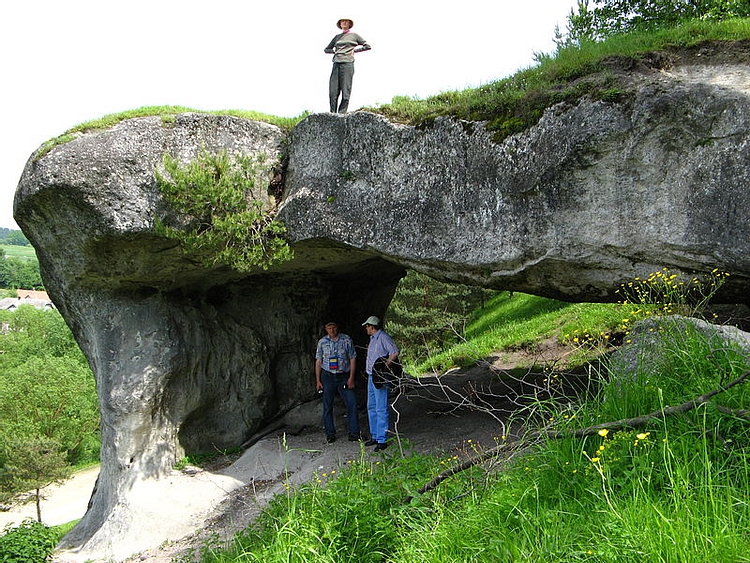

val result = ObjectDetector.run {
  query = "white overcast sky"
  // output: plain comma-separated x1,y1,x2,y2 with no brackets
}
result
1,0,579,229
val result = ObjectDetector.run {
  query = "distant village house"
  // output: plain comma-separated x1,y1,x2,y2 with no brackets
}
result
0,289,55,311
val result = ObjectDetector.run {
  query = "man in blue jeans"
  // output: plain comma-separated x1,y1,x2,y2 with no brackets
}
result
362,315,400,452
315,320,360,443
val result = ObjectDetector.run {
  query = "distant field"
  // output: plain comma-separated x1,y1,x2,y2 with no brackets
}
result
2,245,37,260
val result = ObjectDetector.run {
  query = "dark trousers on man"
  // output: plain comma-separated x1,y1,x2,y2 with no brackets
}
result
321,369,360,438
329,62,355,113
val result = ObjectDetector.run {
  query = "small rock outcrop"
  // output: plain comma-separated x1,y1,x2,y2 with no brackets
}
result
13,51,750,560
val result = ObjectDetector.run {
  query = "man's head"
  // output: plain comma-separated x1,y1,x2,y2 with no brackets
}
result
337,18,353,30
324,321,339,338
362,315,380,335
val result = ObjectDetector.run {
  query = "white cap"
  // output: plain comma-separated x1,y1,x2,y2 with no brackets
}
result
362,316,380,327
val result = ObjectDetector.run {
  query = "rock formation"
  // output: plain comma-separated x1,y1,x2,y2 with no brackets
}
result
12,51,750,559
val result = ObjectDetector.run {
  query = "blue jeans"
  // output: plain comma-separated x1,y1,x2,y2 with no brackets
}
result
321,370,360,437
367,374,389,443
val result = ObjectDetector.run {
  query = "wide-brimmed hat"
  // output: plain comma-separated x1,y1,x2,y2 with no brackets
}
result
362,315,380,327
337,18,354,29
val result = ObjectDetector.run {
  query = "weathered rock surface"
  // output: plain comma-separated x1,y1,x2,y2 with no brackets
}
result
14,114,404,558
12,49,750,560
280,65,750,303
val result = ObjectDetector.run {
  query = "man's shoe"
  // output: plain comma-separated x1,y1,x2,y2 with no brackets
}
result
364,439,377,447
374,442,389,452
326,435,336,444
348,434,361,442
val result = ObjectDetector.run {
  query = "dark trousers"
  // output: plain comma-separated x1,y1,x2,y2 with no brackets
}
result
329,62,355,113
321,369,360,437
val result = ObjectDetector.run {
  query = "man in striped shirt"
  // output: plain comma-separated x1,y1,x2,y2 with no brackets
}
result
315,320,361,443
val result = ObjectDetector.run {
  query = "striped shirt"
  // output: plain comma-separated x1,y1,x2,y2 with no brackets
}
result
316,333,356,374
324,31,371,63
365,329,399,375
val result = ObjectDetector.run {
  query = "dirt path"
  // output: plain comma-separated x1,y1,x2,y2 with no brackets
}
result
0,465,99,530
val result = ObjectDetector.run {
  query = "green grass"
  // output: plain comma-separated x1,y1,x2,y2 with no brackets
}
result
1,245,37,261
197,290,750,563
370,18,750,142
36,105,310,158
412,292,627,374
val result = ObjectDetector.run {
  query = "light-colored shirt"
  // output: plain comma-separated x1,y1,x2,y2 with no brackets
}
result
324,31,371,63
315,333,356,374
365,329,399,375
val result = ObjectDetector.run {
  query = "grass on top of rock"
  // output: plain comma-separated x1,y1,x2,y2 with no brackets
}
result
370,18,750,141
36,19,750,160
35,105,308,158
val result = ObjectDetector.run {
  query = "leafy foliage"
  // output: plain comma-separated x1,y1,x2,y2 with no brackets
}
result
0,254,43,290
0,436,71,522
562,0,750,43
0,229,30,247
0,519,57,563
155,149,293,272
386,271,497,369
0,307,98,510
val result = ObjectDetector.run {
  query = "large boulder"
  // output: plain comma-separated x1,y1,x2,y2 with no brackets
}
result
13,114,404,558
13,50,750,559
280,64,750,302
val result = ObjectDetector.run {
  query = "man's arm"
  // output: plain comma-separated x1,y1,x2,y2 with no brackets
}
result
315,358,323,390
324,34,341,54
347,357,356,388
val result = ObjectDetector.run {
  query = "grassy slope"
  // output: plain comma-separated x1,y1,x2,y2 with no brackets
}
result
203,288,750,563
411,291,628,375
1,245,36,260
371,18,750,141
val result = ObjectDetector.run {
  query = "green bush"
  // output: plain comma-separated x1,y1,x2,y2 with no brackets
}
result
155,149,293,272
0,520,57,563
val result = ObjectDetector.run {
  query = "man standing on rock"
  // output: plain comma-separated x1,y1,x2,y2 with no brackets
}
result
324,17,371,113
315,320,361,443
362,316,399,452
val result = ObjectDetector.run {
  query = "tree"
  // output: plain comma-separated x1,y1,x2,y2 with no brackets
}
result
155,149,293,272
0,257,43,289
0,355,99,461
4,230,31,246
0,306,86,365
561,0,750,43
0,436,71,522
386,271,497,367
0,307,98,520
0,306,99,512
